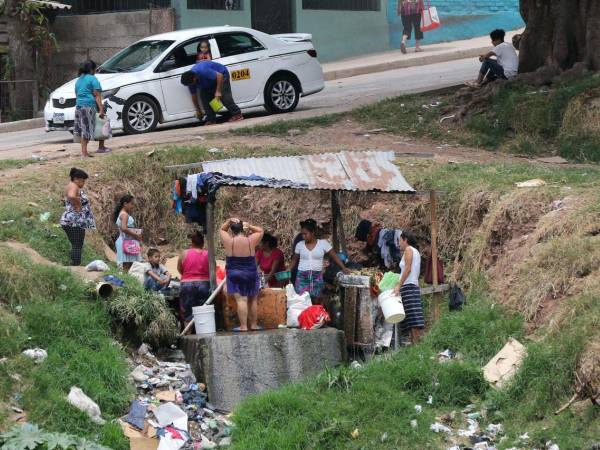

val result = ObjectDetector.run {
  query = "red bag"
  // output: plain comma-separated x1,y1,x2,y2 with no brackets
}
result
298,305,330,330
424,258,444,284
421,0,441,32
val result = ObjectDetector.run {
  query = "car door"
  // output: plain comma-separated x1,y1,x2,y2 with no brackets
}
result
213,32,270,104
156,36,216,118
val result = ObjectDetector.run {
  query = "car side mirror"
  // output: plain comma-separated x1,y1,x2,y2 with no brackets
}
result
159,59,177,72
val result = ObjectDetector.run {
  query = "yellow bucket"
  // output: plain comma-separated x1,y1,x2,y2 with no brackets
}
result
209,98,224,112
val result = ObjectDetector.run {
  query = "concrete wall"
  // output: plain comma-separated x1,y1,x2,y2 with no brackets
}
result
51,9,175,87
172,0,251,29
294,5,389,63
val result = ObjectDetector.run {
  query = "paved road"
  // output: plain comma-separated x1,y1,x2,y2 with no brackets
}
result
0,58,478,160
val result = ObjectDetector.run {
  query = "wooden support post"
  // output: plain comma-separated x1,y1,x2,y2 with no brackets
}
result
331,191,347,254
430,190,440,323
206,200,217,292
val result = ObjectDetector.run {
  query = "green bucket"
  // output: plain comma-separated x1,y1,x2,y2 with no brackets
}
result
275,271,291,281
209,98,224,112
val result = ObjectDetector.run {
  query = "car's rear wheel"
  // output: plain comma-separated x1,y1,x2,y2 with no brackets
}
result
264,75,300,114
123,95,159,134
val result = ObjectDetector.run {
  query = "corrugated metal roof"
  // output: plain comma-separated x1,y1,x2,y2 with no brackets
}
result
27,0,72,10
200,151,415,193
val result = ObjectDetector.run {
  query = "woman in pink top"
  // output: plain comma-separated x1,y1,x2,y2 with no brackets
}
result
177,231,210,326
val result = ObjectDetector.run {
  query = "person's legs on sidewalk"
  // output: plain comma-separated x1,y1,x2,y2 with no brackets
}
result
400,14,412,54
221,77,242,120
413,14,423,51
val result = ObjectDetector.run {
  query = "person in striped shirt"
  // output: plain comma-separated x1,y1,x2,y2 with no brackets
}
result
398,0,425,54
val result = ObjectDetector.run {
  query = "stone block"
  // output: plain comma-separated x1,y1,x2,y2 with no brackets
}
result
181,328,346,411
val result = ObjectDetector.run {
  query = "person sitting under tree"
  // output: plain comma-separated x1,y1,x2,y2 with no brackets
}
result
467,29,519,88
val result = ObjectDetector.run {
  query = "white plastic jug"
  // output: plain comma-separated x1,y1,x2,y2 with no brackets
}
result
378,290,405,324
192,304,216,334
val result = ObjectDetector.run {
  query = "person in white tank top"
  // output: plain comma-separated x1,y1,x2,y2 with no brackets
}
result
394,231,425,344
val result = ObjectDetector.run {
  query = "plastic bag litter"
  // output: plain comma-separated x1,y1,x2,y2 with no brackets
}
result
85,260,109,272
298,305,330,330
378,272,401,291
22,348,47,363
430,422,452,433
285,284,312,328
67,386,105,425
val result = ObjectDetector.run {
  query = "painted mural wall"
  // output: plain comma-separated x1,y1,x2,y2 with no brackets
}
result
173,0,524,62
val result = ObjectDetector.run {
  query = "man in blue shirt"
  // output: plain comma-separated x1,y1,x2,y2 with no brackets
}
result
181,61,243,125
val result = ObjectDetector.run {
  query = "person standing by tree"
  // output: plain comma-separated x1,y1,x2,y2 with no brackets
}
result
74,60,111,157
60,168,96,266
398,0,425,54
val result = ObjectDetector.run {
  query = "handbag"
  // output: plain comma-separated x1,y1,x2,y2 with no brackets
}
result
94,114,112,141
421,0,441,32
123,239,141,255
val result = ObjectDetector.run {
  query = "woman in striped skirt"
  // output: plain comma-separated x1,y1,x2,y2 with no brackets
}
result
393,230,424,344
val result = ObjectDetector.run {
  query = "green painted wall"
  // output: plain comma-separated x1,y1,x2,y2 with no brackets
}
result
172,0,251,30
293,4,388,62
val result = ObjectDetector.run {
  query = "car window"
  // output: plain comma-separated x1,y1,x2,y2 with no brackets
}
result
160,37,212,71
98,40,174,73
215,33,265,58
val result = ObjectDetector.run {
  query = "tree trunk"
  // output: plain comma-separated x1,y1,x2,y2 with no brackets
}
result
519,0,600,72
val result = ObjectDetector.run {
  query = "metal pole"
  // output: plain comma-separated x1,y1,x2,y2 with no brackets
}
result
206,200,217,291
430,190,440,323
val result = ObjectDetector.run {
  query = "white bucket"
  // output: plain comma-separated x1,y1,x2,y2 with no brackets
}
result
378,290,406,324
192,304,216,335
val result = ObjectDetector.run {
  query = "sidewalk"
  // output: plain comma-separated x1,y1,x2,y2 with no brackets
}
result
322,29,523,81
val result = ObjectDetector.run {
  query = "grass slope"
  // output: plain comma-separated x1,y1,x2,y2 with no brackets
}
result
0,248,131,449
232,290,600,450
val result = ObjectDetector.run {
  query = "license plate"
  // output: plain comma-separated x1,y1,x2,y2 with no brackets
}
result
231,68,251,81
53,113,65,124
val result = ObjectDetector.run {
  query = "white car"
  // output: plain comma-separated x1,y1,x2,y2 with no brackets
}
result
44,26,324,134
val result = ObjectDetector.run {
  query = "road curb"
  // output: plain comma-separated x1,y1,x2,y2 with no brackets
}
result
0,117,45,133
323,46,488,81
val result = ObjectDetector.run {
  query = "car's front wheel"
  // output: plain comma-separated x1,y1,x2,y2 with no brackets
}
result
264,75,300,114
123,95,159,134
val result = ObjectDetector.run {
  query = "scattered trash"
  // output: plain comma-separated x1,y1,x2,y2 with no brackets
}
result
350,360,362,370
440,114,456,123
516,179,546,188
22,348,47,363
487,423,504,437
437,349,455,363
104,274,125,287
427,395,433,405
287,128,302,137
546,441,559,450
147,150,155,157
380,432,388,442
466,412,481,420
194,135,206,140
1,220,15,225
39,212,51,222
351,428,360,439
127,345,233,448
59,284,67,291
27,202,40,207
208,148,221,153
86,260,109,272
410,419,418,429
483,338,527,388
126,400,148,430
519,432,530,441
430,422,452,434
414,405,422,414
67,386,105,425
457,418,479,437
366,128,387,134
31,154,46,161
430,101,442,107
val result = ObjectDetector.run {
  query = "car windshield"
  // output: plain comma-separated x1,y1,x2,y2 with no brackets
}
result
98,40,174,73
